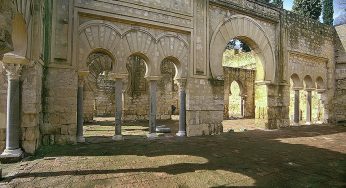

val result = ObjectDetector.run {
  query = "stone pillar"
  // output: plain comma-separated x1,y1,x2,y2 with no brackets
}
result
146,76,160,139
316,89,326,124
76,71,89,143
240,96,245,118
0,53,29,161
112,78,124,141
176,79,187,137
293,88,301,126
306,89,312,125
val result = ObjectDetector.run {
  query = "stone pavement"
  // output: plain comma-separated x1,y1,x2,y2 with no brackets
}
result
0,121,345,187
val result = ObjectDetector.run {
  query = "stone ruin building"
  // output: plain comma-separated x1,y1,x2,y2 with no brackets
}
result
0,0,346,160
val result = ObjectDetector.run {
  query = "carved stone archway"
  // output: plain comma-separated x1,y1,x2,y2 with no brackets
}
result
210,15,276,82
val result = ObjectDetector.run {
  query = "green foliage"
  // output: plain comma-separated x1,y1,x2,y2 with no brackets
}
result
292,0,322,20
272,0,284,7
241,42,251,53
322,0,334,25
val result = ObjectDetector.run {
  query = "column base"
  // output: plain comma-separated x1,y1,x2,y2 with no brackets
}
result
0,148,23,163
147,133,158,139
305,122,311,125
176,131,186,137
77,136,86,143
112,135,124,141
292,122,299,126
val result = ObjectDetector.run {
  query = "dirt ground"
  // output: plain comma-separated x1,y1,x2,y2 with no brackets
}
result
1,118,345,187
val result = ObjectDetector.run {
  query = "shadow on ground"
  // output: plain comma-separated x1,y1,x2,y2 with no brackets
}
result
2,125,346,187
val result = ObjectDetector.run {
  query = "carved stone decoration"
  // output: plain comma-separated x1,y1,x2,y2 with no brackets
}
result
2,63,23,80
210,15,275,82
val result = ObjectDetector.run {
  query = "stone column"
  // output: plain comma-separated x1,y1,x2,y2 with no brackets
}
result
293,88,301,126
146,76,160,139
76,71,89,143
305,89,312,125
176,79,187,137
112,78,124,141
240,96,245,118
0,53,29,161
316,89,326,124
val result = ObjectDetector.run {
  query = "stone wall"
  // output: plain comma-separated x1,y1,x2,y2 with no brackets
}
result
20,62,43,153
0,65,7,151
284,11,335,124
186,78,223,136
41,68,77,145
334,24,346,124
0,0,338,154
223,67,256,119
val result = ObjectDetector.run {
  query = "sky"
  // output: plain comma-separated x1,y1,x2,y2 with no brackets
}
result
283,0,345,19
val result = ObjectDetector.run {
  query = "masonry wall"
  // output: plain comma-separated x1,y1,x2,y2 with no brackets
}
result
284,11,335,124
334,24,346,124
41,68,77,145
0,65,7,151
223,67,256,119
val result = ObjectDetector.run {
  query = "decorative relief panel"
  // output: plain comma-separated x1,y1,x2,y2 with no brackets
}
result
75,0,193,29
288,52,327,82
209,0,280,19
51,0,72,63
77,18,190,78
117,0,193,15
208,4,277,51
193,0,208,76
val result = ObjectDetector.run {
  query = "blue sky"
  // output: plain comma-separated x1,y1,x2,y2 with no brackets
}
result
283,0,345,18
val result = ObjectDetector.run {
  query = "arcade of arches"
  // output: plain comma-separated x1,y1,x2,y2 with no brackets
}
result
0,0,345,158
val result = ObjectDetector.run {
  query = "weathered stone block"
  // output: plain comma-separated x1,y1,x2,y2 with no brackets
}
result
0,128,5,141
22,140,37,154
22,127,40,141
0,141,5,152
54,135,76,144
21,113,38,127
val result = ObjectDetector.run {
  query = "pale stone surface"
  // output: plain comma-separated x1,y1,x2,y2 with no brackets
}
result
0,0,343,154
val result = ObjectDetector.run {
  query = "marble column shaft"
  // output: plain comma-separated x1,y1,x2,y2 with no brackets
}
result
176,80,186,136
115,79,123,136
294,89,300,125
6,73,21,150
306,90,312,124
76,82,84,141
148,80,157,134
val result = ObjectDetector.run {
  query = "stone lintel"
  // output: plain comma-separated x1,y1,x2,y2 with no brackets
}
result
305,88,315,91
145,76,161,81
278,82,290,86
316,89,326,93
2,53,29,65
254,80,272,85
292,87,303,91
108,73,128,80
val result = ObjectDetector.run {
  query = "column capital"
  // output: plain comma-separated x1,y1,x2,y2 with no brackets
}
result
78,71,89,86
175,78,187,90
1,53,29,80
2,63,23,80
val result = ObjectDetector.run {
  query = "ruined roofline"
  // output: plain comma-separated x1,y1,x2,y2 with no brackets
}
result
213,0,283,11
284,9,335,40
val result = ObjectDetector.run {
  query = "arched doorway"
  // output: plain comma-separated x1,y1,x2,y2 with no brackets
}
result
210,15,276,131
80,51,115,142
